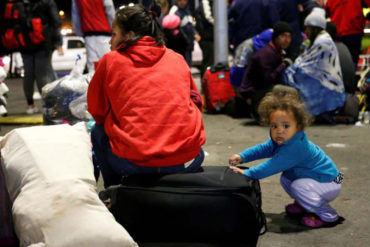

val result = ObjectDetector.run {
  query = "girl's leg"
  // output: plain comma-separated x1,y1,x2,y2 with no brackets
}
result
280,175,306,214
280,174,294,198
289,178,341,222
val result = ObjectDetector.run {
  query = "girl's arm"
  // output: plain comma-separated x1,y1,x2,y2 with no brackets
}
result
239,139,275,163
87,56,111,125
229,139,275,175
243,144,303,179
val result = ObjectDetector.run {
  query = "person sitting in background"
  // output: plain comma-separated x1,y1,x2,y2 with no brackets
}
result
281,8,345,124
240,21,292,120
87,4,206,188
325,21,359,124
325,21,356,94
230,29,272,88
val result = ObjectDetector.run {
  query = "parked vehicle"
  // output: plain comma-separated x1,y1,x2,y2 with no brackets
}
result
52,36,87,73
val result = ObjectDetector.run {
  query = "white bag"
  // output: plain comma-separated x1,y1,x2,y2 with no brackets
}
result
0,123,138,247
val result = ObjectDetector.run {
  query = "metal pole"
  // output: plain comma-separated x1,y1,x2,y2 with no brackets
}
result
213,0,228,65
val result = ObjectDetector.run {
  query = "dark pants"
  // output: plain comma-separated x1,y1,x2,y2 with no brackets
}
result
91,124,205,188
21,50,52,105
199,39,214,77
338,33,363,68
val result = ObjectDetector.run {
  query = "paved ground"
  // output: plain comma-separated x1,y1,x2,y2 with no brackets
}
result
1,75,370,247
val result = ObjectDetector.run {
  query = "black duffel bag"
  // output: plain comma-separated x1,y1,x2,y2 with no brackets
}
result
99,166,266,247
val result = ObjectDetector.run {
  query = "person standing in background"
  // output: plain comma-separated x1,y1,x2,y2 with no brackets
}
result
22,0,61,114
169,0,198,67
195,0,214,77
228,0,274,49
325,0,370,67
72,0,115,72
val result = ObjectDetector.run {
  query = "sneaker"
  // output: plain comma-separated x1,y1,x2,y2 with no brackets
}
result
26,106,39,115
301,214,327,228
285,201,306,215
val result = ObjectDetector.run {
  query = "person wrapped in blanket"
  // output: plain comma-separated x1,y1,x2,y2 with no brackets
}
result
87,3,206,188
281,8,345,123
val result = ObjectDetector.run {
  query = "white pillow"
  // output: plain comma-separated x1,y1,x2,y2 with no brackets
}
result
0,123,138,247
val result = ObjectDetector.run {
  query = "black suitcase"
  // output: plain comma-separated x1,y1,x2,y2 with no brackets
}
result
100,166,266,246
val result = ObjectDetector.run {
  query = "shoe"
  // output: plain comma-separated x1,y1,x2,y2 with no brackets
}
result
26,106,39,115
285,201,306,215
301,214,327,228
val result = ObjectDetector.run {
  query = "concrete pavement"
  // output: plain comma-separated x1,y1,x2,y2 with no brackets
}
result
1,75,370,247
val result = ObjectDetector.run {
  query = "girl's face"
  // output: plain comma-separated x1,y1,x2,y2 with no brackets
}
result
269,110,299,145
109,19,126,50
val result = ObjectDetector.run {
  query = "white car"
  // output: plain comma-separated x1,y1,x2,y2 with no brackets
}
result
52,36,87,73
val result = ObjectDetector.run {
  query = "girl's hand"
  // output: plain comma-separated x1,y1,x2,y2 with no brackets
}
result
229,165,245,175
229,154,242,166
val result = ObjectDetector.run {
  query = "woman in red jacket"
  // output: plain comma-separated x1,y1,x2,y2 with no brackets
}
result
87,3,206,188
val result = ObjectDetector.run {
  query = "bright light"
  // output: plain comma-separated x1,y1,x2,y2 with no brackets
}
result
61,28,73,36
59,10,65,16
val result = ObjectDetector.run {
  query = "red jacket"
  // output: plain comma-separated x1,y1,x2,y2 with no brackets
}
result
326,0,370,37
76,0,111,35
87,36,206,167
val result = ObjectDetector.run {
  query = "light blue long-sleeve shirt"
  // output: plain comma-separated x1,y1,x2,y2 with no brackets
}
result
239,131,339,182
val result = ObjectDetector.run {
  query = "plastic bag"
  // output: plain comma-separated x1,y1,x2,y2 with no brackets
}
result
42,58,93,125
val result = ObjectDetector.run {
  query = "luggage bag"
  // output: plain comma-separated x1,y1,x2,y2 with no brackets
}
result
201,64,236,113
100,166,266,246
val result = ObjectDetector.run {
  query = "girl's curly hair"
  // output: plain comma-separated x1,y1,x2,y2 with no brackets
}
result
257,87,313,130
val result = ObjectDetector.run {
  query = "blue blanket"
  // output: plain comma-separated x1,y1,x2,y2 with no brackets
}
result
282,31,345,116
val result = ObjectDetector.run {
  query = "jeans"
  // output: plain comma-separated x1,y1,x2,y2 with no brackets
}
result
91,124,205,188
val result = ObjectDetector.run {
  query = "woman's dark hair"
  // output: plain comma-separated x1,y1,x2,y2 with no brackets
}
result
115,3,165,51
308,26,323,48
258,91,313,130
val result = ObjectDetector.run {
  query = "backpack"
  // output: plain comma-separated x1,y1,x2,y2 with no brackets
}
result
201,63,236,113
0,0,45,54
